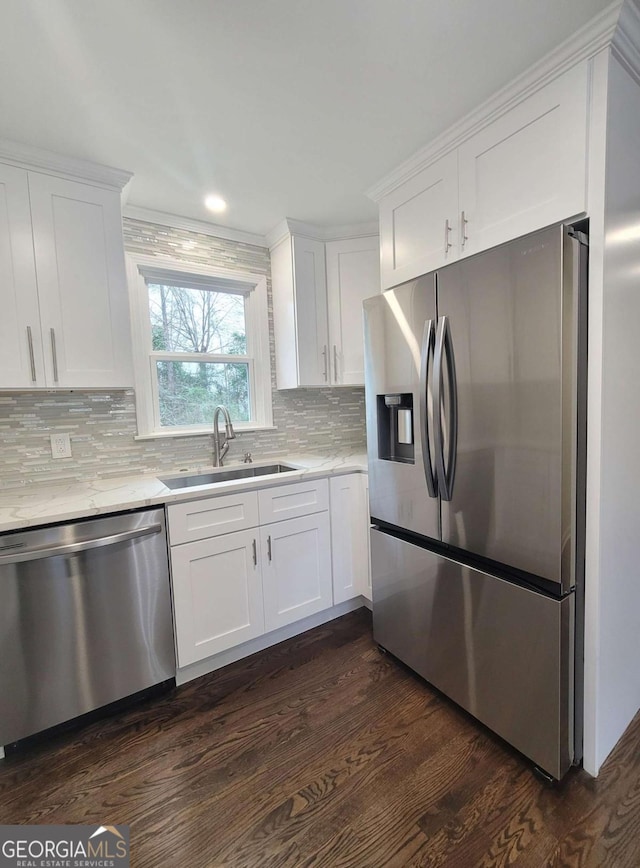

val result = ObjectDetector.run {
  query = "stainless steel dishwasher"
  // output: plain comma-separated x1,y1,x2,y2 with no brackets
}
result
0,507,175,747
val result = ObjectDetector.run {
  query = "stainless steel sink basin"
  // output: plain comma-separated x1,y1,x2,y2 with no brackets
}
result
159,464,299,490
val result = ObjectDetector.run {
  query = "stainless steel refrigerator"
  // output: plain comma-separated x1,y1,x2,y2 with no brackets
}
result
363,223,587,780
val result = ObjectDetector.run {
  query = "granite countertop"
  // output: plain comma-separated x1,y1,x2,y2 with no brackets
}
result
0,452,368,534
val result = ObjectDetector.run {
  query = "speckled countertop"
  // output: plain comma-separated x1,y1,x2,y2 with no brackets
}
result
0,452,368,533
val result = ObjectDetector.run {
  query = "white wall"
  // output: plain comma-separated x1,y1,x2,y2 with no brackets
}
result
587,53,640,773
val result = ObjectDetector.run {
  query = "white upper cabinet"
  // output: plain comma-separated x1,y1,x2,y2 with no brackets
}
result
457,62,588,257
379,151,458,289
326,236,381,385
269,221,380,389
0,153,133,389
291,235,329,386
0,164,43,388
375,60,589,289
28,173,133,388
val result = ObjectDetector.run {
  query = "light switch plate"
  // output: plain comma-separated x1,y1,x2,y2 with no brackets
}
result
50,433,72,459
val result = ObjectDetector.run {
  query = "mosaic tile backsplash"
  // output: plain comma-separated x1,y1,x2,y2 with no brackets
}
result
0,219,367,490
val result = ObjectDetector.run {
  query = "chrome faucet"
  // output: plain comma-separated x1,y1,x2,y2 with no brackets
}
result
213,405,236,466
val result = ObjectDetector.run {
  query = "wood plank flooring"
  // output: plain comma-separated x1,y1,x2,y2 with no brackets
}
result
2,608,640,867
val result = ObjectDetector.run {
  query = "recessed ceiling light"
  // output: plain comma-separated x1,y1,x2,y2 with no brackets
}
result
204,194,227,213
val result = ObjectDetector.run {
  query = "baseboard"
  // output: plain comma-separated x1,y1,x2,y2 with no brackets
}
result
176,597,368,685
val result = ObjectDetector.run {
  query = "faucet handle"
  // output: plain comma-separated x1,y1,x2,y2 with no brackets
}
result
243,452,253,464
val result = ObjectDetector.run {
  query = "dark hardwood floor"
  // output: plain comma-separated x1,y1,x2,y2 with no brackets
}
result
2,608,640,867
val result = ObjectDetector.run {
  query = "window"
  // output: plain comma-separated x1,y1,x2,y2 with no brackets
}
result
127,256,272,437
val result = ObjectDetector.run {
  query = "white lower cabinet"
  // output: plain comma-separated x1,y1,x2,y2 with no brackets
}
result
168,477,339,668
171,528,264,667
330,474,371,603
261,512,333,632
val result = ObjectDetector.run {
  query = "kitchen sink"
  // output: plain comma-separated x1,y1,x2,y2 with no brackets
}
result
159,464,299,490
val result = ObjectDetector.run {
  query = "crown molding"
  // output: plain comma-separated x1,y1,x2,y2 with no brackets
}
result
265,217,378,250
123,205,267,248
0,138,132,191
611,0,640,85
321,220,379,241
265,219,291,250
367,0,624,202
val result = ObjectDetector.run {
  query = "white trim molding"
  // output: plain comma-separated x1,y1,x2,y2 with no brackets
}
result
126,252,273,438
367,0,625,202
611,0,640,85
265,217,379,251
124,205,267,249
0,138,132,191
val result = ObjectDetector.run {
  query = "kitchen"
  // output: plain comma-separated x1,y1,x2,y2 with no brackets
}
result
2,0,640,865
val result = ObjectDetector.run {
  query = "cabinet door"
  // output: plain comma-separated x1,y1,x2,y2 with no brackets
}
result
0,164,45,388
28,173,133,387
292,235,330,386
363,475,372,602
261,512,333,632
457,62,588,257
379,150,458,289
330,474,369,603
326,236,380,385
171,529,264,667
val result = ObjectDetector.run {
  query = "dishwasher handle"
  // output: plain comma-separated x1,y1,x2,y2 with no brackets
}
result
0,523,162,565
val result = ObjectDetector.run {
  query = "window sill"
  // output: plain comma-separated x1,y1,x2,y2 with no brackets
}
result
134,425,277,442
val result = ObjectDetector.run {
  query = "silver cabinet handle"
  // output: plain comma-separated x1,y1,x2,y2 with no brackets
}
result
267,535,272,563
419,320,437,498
50,328,59,383
444,219,452,255
461,211,469,250
26,326,36,382
433,316,458,502
333,345,338,383
322,345,328,382
252,538,257,566
0,524,162,566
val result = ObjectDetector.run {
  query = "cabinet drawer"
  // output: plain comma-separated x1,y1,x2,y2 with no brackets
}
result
258,478,329,524
168,491,259,544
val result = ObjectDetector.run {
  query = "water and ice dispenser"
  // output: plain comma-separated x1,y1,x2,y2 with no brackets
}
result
377,393,414,463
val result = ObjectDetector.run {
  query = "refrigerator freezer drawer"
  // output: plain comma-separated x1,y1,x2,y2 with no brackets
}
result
371,528,575,779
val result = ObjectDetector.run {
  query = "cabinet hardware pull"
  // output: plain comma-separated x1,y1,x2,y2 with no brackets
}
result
252,538,257,566
461,211,469,250
444,218,453,255
50,328,59,383
0,524,161,565
26,327,36,382
322,345,328,382
333,345,338,383
267,535,272,563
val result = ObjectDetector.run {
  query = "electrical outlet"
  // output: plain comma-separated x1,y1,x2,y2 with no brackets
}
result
50,433,72,459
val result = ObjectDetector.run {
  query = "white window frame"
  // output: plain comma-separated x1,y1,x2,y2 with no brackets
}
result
126,253,273,438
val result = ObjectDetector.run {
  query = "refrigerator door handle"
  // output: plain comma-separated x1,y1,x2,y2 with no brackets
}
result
419,319,437,497
433,316,458,502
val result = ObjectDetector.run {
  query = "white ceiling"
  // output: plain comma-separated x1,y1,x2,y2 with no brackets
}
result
0,0,613,237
